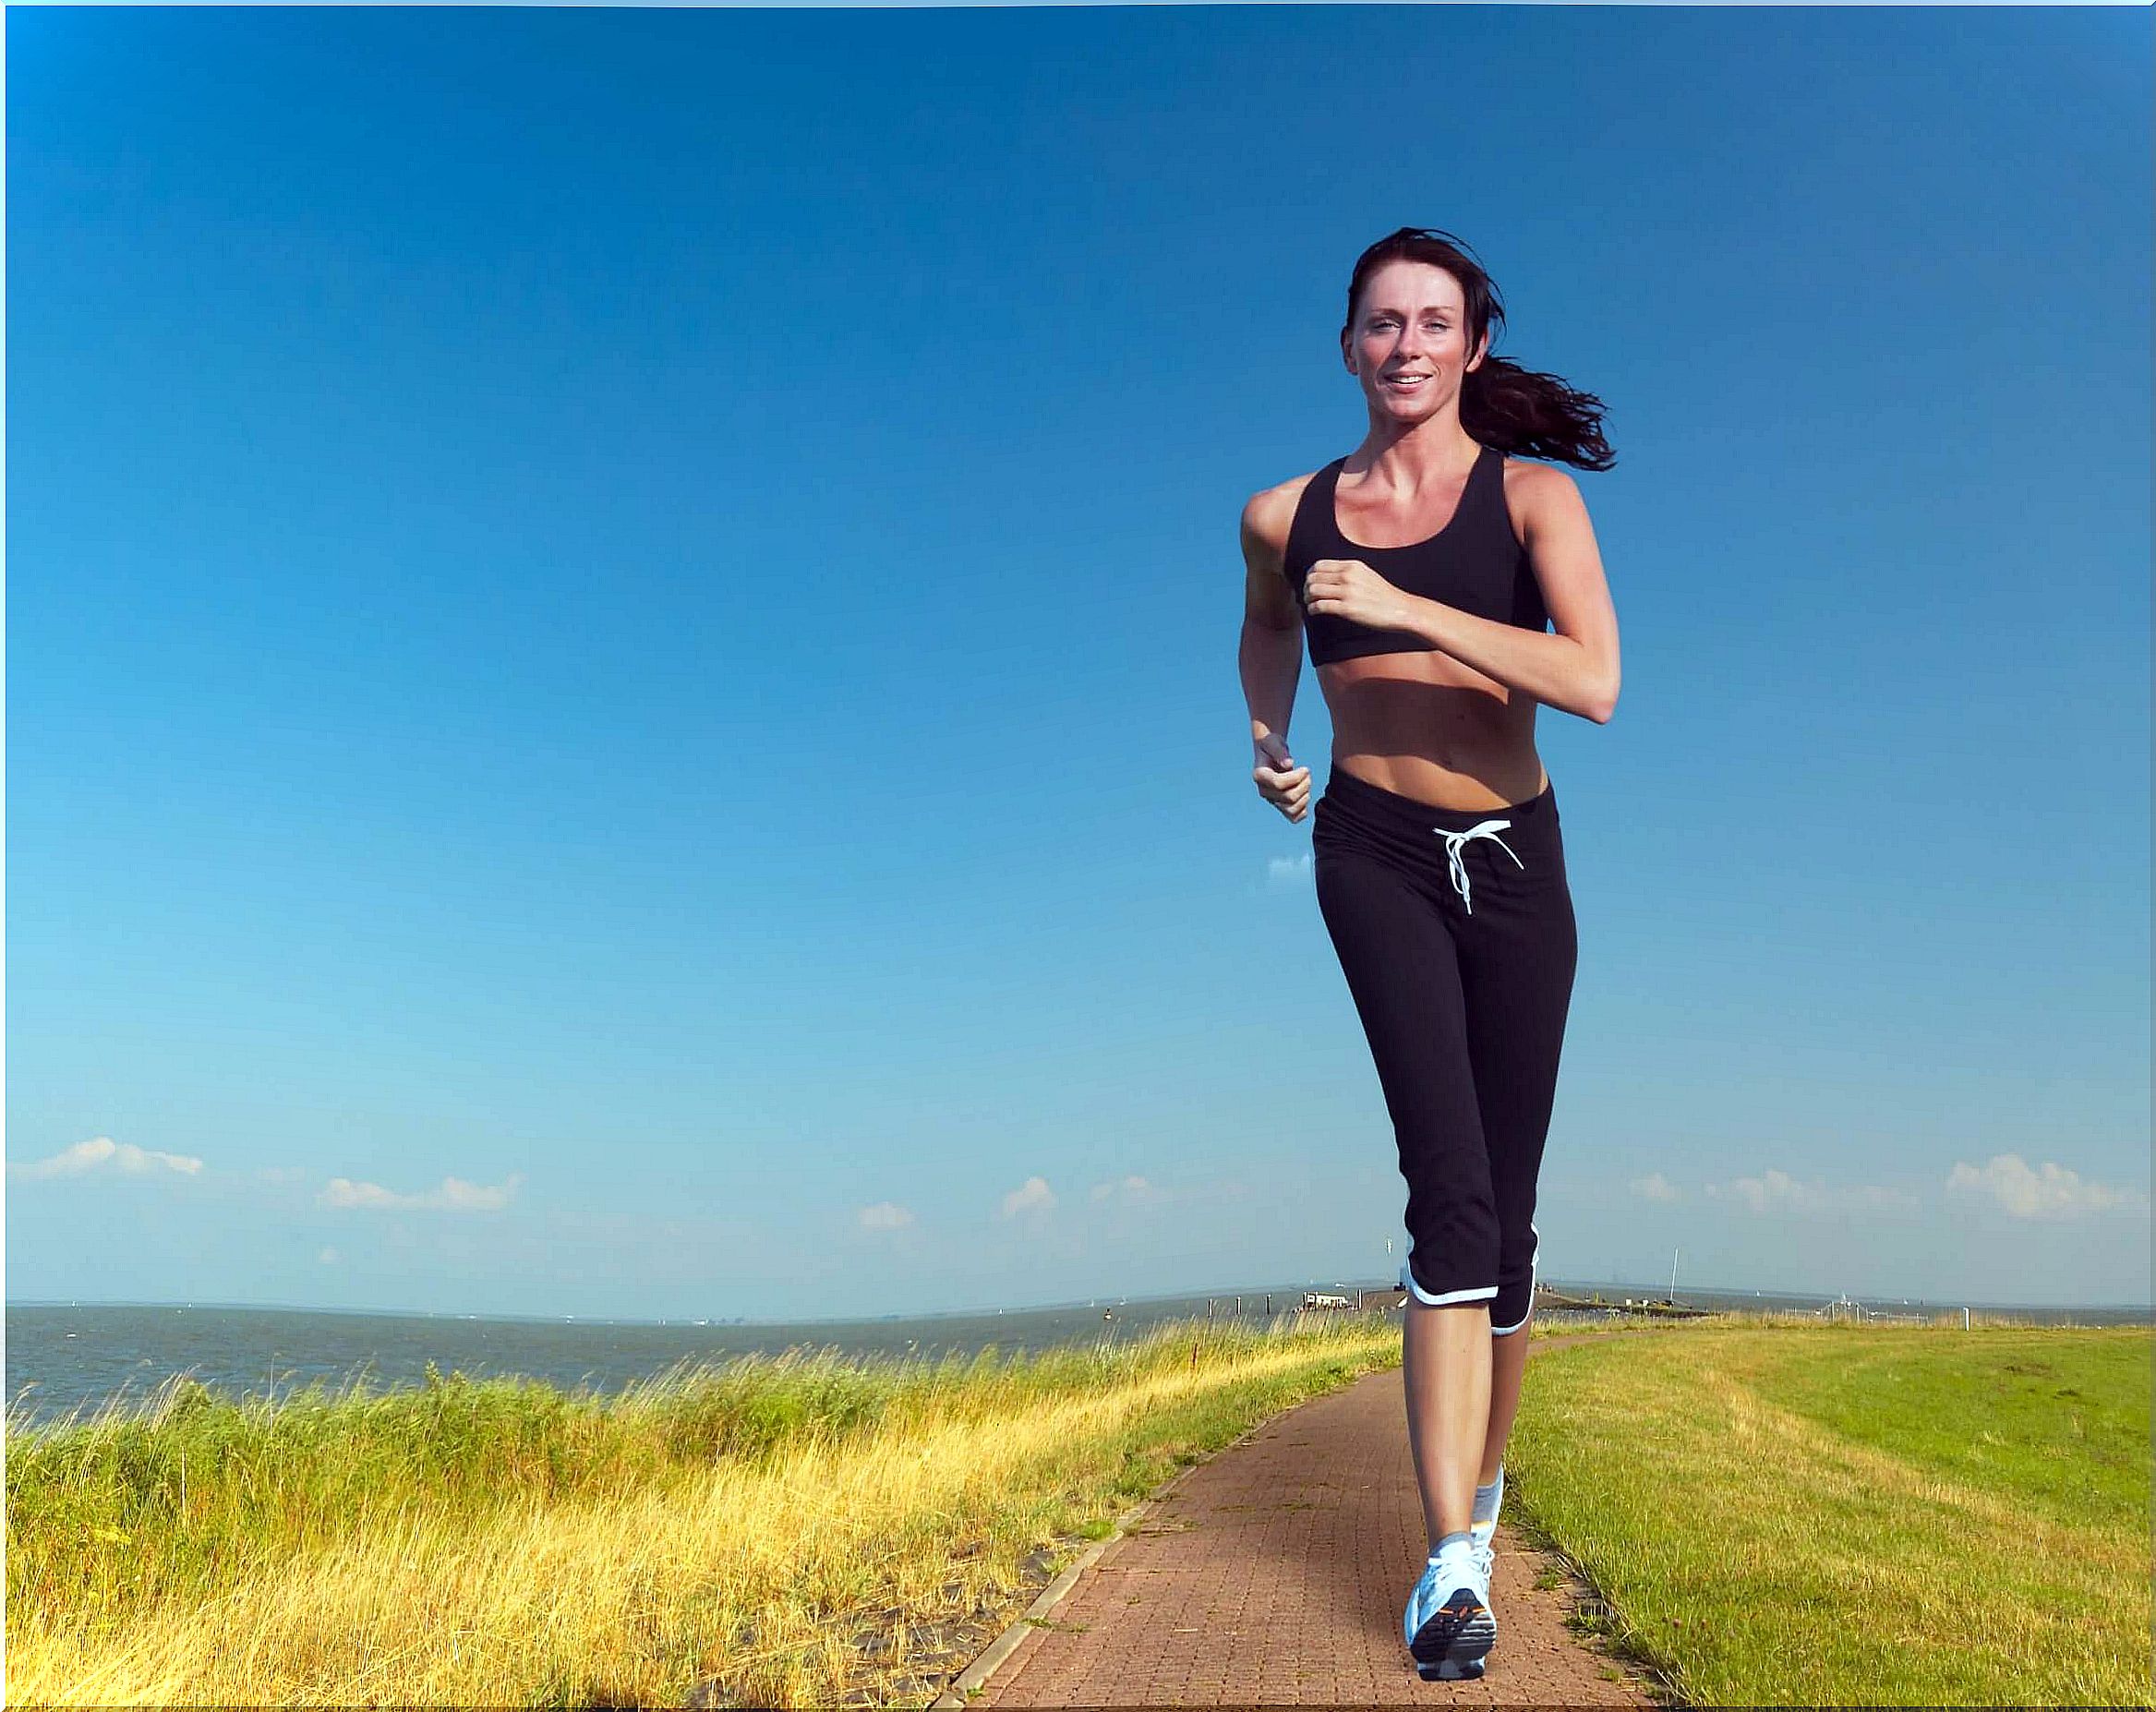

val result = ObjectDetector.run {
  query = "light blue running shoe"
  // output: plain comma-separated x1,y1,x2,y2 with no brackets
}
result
1404,1546,1496,1682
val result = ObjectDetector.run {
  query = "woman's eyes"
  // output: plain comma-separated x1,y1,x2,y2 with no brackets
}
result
1373,319,1450,332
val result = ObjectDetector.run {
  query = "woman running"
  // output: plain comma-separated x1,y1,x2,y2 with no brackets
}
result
1236,226,1620,1683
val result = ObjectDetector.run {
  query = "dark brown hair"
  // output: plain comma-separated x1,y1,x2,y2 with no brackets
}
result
1343,226,1613,471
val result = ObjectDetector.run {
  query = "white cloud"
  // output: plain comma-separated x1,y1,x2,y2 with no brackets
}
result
10,1136,203,1180
998,1175,1055,1218
317,1247,341,1265
1704,1167,1918,1216
1705,1167,1818,1214
1266,850,1313,889
1630,1171,1683,1203
1945,1153,2144,1221
858,1200,915,1230
1090,1174,1157,1202
319,1172,524,1212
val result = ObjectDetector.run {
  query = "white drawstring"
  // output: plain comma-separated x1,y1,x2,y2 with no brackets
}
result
1433,819,1524,914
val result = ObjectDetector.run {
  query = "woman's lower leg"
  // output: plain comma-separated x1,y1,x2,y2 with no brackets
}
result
1480,1309,1533,1483
1402,1297,1492,1554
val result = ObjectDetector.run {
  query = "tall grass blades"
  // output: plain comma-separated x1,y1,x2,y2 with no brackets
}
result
6,1311,1394,1706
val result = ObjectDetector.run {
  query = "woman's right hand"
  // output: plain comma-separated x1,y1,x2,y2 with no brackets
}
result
1253,732,1311,822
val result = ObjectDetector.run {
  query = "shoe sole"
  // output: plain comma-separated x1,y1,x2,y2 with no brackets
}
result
1410,1598,1496,1681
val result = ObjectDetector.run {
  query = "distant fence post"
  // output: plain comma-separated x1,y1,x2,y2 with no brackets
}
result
1962,1307,1970,1330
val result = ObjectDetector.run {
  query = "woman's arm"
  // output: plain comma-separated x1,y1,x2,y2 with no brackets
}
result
1238,486,1304,751
1393,464,1620,723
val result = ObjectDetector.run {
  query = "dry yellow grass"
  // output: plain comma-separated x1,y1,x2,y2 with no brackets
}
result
8,1317,1392,1707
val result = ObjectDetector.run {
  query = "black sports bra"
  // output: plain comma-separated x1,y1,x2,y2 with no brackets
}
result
1281,441,1548,667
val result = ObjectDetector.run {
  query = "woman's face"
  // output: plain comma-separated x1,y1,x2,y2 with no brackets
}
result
1344,259,1482,418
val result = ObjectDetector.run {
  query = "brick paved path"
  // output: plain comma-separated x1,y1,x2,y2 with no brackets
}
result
943,1334,1668,1707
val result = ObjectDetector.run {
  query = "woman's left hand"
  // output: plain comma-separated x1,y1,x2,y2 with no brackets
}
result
1301,558,1415,633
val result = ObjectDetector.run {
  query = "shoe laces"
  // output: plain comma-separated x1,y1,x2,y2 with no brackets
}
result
1428,1545,1483,1604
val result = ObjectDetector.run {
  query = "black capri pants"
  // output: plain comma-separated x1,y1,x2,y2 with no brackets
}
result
1312,764,1578,1333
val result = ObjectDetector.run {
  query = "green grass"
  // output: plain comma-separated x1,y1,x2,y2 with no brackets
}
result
6,1312,1400,1706
1506,1323,2153,1707
18,1309,2149,1706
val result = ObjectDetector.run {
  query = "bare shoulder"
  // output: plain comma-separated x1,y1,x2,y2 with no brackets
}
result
1498,453,1588,548
1241,468,1321,631
1240,468,1321,571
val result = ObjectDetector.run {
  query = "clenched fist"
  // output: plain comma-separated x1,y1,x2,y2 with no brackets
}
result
1253,731,1310,822
1300,557,1415,633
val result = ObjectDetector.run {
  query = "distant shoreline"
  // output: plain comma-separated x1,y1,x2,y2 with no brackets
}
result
9,1290,2149,1433
9,1278,2150,1326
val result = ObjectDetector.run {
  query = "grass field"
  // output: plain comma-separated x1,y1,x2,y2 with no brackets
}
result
10,1314,2149,1706
1503,1321,2154,1707
4,1312,1396,1707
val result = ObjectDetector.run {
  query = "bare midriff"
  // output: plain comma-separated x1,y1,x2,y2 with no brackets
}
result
1319,650,1548,814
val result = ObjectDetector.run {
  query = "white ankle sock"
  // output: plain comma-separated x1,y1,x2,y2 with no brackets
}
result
1470,1465,1504,1547
1428,1526,1473,1563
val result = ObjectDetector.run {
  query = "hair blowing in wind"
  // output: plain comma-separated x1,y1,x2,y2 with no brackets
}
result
1346,227,1614,472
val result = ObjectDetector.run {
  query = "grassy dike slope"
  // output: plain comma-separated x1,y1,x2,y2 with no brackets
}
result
6,1314,1396,1708
1504,1322,2152,1708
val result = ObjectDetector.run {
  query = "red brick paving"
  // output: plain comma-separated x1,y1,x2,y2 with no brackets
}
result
953,1334,1666,1706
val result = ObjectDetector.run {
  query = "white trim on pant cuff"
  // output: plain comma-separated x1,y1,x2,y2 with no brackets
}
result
1490,1222,1539,1335
1402,1273,1500,1308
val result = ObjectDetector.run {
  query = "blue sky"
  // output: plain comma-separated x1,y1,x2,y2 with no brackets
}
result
6,5,2149,1320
